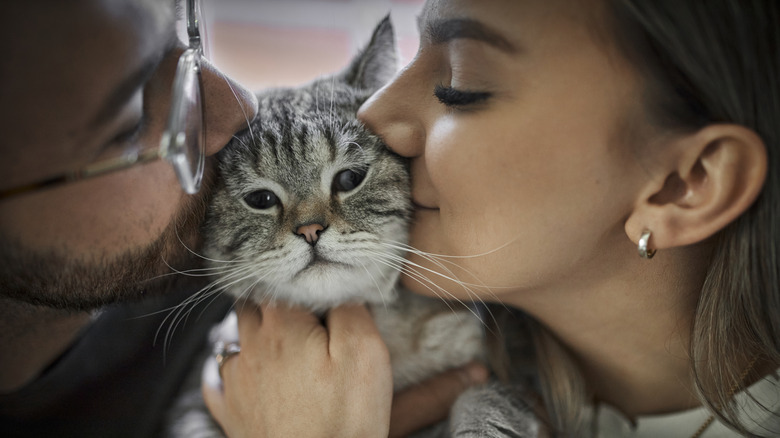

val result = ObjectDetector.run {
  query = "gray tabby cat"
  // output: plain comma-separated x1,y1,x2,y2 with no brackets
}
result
167,17,538,437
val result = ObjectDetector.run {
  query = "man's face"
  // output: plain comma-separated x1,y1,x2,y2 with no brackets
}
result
0,0,258,310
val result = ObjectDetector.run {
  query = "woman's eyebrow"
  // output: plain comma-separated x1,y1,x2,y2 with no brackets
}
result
423,17,518,53
89,31,178,129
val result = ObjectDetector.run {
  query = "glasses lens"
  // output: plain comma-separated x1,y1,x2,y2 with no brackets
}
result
160,49,204,195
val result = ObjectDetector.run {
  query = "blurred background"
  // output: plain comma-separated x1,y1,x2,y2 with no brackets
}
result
202,0,425,91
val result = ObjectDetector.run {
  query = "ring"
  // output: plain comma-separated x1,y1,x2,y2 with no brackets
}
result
214,341,241,379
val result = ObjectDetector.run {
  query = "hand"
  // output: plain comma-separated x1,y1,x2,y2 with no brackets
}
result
202,303,393,438
389,362,489,438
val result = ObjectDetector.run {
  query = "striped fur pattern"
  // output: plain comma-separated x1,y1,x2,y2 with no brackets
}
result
166,17,536,438
204,17,410,312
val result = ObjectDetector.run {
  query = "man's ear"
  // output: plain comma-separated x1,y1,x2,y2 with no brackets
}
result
625,124,767,251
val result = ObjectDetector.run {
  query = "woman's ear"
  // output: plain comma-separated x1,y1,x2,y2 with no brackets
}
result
625,124,767,251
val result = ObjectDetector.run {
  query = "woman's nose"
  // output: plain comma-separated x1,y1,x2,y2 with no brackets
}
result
200,59,259,157
357,65,426,159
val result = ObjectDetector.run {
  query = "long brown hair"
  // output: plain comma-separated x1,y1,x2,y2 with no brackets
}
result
612,1,780,435
517,1,780,435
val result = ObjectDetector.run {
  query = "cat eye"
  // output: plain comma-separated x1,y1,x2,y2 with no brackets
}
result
333,169,367,192
243,190,279,210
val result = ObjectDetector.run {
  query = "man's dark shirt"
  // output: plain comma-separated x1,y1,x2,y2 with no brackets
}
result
0,287,232,437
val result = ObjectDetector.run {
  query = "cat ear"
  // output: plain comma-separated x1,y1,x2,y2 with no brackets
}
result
340,15,398,92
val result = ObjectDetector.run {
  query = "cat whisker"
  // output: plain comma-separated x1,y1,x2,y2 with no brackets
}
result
329,75,336,128
398,264,496,335
385,244,509,328
393,249,503,330
185,268,272,321
364,251,465,311
172,224,244,265
156,278,243,349
140,255,253,287
221,71,257,144
344,141,368,159
139,263,254,320
379,241,512,314
314,81,319,114
371,253,455,313
366,253,469,319
160,267,268,355
381,242,495,287
192,263,276,308
366,250,495,330
388,242,508,304
355,258,390,311
372,249,485,296
155,263,263,353
388,243,482,288
141,236,249,285
263,273,287,309
164,260,254,280
229,268,273,306
383,238,518,260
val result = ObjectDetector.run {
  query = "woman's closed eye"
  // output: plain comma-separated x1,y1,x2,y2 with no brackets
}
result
434,84,492,108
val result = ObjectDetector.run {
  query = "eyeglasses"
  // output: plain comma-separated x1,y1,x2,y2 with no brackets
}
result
0,0,206,200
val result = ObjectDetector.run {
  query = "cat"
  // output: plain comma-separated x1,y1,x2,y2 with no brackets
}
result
165,17,537,438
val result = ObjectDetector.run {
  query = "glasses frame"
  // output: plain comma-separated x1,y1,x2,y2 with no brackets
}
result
0,0,206,200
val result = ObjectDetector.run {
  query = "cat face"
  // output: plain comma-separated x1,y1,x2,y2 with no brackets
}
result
203,18,409,310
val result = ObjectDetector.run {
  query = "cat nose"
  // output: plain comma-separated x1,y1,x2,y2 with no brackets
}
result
295,223,326,246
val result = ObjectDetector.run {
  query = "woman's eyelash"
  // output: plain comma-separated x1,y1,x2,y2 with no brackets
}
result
434,84,492,108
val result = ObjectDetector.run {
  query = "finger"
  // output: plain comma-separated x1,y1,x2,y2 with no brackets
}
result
233,301,273,350
234,300,263,339
325,304,384,356
326,304,377,335
236,303,326,358
256,304,323,345
259,303,321,330
389,362,489,438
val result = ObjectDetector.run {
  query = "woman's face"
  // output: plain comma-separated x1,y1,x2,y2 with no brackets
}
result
358,0,649,304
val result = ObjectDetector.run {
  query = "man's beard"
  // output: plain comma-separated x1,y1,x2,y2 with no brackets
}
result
0,177,214,312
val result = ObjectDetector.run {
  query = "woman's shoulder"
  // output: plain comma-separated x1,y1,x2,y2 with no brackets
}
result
582,369,780,438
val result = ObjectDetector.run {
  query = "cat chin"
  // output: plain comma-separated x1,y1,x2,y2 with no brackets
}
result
233,262,401,312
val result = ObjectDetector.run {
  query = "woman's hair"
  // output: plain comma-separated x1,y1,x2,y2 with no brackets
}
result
522,0,780,435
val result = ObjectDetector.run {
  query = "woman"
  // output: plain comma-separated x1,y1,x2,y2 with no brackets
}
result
208,0,779,436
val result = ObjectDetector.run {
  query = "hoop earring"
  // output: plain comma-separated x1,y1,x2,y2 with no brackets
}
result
638,230,656,259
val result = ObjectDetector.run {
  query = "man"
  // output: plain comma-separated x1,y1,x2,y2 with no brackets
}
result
0,1,485,437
